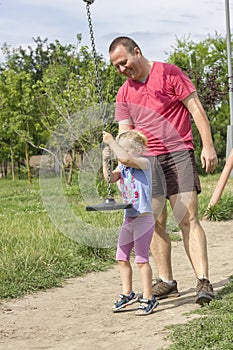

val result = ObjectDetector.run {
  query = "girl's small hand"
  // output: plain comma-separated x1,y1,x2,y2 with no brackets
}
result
102,146,111,161
103,131,114,144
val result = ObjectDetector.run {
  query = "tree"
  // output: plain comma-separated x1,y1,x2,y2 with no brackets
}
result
35,38,123,185
1,32,229,183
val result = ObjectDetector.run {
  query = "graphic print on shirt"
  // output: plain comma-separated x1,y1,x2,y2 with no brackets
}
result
120,170,139,206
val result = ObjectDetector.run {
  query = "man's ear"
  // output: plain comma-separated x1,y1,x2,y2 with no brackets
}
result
134,47,141,57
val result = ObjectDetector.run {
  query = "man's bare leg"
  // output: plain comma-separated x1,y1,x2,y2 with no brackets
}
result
169,191,209,279
150,196,180,299
169,191,214,304
150,196,173,280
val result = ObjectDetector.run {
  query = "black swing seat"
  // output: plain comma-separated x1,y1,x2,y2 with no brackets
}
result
86,198,133,211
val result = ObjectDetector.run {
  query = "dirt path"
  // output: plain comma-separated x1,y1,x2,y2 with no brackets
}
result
0,220,232,350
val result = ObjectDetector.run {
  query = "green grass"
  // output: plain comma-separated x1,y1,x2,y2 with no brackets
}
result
165,276,233,350
162,173,233,350
0,174,233,301
198,174,233,220
0,179,116,299
0,175,233,349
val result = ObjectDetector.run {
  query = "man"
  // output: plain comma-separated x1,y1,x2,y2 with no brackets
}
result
109,36,218,305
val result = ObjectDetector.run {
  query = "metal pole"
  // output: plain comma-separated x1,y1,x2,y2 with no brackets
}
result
225,0,233,171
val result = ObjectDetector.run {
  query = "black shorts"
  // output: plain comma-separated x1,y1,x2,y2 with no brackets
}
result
148,150,201,198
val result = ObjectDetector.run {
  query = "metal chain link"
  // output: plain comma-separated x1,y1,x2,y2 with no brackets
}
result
83,0,95,4
84,1,112,197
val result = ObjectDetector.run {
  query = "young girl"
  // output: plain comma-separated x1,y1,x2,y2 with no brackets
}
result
102,130,158,316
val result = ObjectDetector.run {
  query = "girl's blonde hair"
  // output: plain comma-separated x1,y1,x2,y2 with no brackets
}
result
116,130,147,153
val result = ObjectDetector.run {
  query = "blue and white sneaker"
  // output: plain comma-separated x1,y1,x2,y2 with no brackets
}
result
135,294,159,316
112,291,138,312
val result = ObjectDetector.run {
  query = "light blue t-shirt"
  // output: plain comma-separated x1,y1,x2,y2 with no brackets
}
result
118,159,153,217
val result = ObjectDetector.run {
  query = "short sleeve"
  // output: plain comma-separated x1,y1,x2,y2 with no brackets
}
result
170,65,196,101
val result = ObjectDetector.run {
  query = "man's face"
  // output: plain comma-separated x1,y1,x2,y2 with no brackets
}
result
110,45,143,80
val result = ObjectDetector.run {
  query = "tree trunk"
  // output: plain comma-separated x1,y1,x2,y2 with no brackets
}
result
25,143,32,184
3,160,7,178
17,161,21,179
67,161,73,185
0,163,3,178
10,144,15,181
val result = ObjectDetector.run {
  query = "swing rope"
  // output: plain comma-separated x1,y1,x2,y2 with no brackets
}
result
83,0,112,198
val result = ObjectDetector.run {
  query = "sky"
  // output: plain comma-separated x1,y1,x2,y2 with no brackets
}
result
0,0,232,63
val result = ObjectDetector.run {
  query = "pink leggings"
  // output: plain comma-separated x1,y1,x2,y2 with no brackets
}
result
116,215,155,263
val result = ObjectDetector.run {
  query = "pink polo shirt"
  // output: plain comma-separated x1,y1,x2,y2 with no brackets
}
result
115,62,196,156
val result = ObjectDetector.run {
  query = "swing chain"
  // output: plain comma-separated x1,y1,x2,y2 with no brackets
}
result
83,0,95,4
84,0,112,198
85,2,105,118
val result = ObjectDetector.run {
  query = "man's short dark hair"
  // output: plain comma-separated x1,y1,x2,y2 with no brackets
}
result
109,36,142,55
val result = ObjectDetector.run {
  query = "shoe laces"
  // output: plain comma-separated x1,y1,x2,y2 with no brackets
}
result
197,278,212,293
